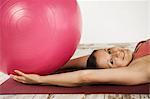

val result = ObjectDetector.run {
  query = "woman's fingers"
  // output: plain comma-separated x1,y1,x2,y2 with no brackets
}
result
10,74,26,81
15,78,26,84
14,70,27,77
10,75,26,83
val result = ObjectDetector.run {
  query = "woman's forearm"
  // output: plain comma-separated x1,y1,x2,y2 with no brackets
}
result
59,55,89,69
39,70,84,87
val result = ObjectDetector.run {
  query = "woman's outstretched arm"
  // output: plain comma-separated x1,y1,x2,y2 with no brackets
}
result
10,66,148,87
39,67,147,86
10,55,150,87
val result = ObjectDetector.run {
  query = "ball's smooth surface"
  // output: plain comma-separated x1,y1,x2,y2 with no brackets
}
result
0,0,81,75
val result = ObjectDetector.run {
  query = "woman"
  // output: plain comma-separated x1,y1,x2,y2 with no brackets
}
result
10,39,150,87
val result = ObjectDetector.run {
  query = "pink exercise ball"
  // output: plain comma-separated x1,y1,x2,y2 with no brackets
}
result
0,0,81,75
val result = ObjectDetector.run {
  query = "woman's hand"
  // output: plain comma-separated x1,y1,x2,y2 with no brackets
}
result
10,70,41,84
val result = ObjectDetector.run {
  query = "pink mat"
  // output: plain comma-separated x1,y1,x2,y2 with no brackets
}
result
0,78,149,94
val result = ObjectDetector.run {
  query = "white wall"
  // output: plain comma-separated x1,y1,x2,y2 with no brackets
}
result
78,0,148,44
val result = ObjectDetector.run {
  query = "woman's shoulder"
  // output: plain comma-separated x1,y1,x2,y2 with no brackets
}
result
128,55,150,83
129,55,150,70
139,55,150,62
131,55,150,64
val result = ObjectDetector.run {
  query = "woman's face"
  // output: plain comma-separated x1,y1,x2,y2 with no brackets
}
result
94,47,133,69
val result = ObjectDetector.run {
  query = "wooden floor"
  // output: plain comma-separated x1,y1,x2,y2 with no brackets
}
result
0,94,150,99
0,43,150,99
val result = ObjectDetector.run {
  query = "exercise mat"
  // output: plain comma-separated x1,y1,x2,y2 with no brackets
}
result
0,78,149,94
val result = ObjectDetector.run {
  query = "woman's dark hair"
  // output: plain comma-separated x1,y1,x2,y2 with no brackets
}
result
86,50,98,69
